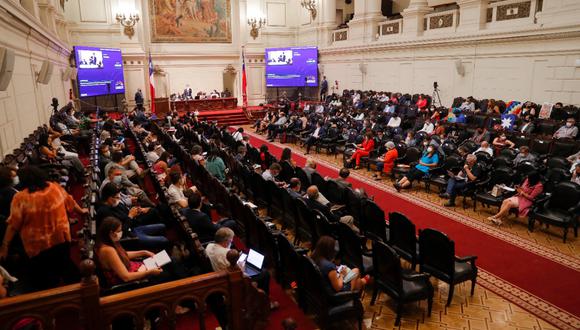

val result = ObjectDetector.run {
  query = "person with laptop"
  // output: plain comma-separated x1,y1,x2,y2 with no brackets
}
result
205,228,279,309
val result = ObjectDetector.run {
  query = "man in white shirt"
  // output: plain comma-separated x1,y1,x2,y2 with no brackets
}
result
262,163,282,183
553,118,578,139
267,112,288,140
459,97,475,112
205,227,235,272
387,113,401,128
418,119,434,134
474,141,493,156
232,128,244,142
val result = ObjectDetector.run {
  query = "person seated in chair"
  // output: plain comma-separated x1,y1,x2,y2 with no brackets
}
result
327,168,352,189
474,141,493,157
287,178,303,199
97,183,168,250
305,121,326,155
262,163,286,187
374,141,398,180
100,167,155,207
267,112,288,141
488,171,543,226
571,163,580,185
347,131,375,170
492,133,515,155
311,236,367,293
205,228,279,309
305,186,359,233
553,118,578,139
167,171,196,209
104,151,143,180
184,192,235,243
513,146,536,166
95,217,163,287
394,145,439,192
303,158,318,182
441,154,481,207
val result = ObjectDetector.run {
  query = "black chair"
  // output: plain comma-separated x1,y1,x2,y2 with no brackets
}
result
275,234,308,287
297,256,364,329
311,171,327,195
546,156,569,170
551,139,577,158
295,198,318,245
473,167,514,212
418,229,478,306
361,199,388,243
391,147,421,179
336,223,373,275
530,139,551,156
325,179,347,205
370,241,433,326
293,166,311,189
280,188,298,230
528,182,580,242
388,212,419,269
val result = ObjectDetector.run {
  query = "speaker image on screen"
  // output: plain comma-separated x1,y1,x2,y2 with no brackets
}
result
0,47,15,91
37,60,53,84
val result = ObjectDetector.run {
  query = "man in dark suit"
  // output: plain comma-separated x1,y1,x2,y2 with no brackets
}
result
134,89,144,109
304,185,359,233
184,192,236,243
96,183,168,250
287,178,303,199
305,121,326,154
519,117,535,135
320,76,328,101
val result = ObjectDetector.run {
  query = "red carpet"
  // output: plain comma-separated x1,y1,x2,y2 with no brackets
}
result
243,130,580,328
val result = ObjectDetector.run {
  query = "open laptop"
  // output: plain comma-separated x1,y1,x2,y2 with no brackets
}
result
238,249,265,278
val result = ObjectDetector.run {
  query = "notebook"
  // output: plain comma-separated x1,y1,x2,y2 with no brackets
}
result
142,250,171,270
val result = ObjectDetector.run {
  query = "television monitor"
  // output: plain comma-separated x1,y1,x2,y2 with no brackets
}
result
265,46,318,87
74,46,125,97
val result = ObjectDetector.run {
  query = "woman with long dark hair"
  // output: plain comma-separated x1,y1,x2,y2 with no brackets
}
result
489,172,543,226
311,236,366,292
279,148,296,182
95,217,161,286
205,146,226,181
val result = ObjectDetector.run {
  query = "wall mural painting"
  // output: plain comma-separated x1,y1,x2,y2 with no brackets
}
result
149,0,232,43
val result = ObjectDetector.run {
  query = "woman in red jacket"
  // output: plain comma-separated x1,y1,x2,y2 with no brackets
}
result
348,131,375,170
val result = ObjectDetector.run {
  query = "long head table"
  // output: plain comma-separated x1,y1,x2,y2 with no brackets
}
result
171,97,238,113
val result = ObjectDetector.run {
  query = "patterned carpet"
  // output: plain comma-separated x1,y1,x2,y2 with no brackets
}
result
240,126,580,330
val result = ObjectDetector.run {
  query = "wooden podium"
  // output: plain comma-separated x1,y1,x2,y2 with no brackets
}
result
154,97,170,118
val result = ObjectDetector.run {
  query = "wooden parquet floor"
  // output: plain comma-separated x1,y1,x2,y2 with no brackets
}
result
243,127,579,330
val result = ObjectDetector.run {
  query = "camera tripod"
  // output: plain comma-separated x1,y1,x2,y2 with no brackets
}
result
432,81,443,108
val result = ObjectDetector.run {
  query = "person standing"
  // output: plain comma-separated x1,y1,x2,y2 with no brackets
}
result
135,89,144,109
320,76,328,101
0,166,89,290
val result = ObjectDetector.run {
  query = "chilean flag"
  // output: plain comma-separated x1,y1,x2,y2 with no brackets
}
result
149,53,156,113
241,47,247,108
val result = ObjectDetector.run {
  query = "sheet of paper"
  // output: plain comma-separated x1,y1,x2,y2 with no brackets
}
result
154,250,171,268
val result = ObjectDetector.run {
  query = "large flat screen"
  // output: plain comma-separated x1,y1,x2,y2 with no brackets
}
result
265,46,318,87
74,46,125,97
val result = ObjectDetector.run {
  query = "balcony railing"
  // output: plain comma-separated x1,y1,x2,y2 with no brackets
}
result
486,0,539,27
332,28,349,43
423,9,459,33
378,19,403,37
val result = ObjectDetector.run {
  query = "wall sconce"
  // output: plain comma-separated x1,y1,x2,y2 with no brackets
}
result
301,0,317,20
247,17,266,39
115,13,140,39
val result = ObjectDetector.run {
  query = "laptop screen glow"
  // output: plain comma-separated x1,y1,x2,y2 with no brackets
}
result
247,249,264,269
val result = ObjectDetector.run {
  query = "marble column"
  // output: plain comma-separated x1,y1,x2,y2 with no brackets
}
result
401,0,431,37
457,0,488,33
349,0,385,43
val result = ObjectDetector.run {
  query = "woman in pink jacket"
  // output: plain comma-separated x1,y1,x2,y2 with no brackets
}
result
489,172,543,226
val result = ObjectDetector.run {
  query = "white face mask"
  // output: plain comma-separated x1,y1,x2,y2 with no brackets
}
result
566,122,573,127
112,175,123,184
12,176,19,186
103,151,111,157
113,231,123,241
112,199,120,207
427,147,434,153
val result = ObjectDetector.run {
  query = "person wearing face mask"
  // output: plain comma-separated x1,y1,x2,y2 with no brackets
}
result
513,146,536,166
553,118,578,139
97,183,168,250
394,145,439,192
99,167,155,207
519,116,535,135
418,118,434,134
0,166,89,290
95,217,162,287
